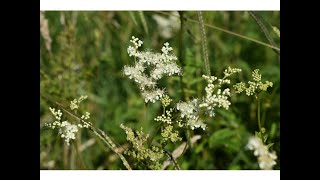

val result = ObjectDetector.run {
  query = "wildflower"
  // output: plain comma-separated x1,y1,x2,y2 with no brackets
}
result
247,136,277,170
70,95,88,110
234,69,273,97
160,95,172,107
176,99,206,130
142,89,165,103
123,37,182,103
120,124,164,170
161,125,182,143
81,112,90,120
49,107,62,120
200,67,241,117
59,121,78,145
46,96,91,146
154,108,173,124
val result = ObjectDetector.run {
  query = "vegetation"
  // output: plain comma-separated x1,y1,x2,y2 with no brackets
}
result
40,11,280,170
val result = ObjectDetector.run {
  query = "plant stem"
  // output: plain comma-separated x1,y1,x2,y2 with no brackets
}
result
257,95,262,131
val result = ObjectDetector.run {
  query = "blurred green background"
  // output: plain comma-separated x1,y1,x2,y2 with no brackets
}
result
40,11,280,170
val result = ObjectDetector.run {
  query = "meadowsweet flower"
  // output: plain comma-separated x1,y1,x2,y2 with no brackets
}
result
176,99,206,130
223,67,242,77
46,96,91,146
160,95,172,107
124,37,182,103
234,69,273,97
49,107,62,120
81,112,90,120
120,124,163,170
161,125,182,143
59,121,78,145
247,136,277,170
199,68,241,117
142,89,165,103
154,108,173,124
70,95,88,110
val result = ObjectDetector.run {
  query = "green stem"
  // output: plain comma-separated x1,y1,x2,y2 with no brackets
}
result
257,95,262,131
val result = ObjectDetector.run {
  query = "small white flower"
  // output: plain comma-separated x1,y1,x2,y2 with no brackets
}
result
247,136,277,170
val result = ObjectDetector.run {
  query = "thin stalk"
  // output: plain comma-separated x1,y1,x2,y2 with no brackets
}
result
257,96,262,131
197,11,211,76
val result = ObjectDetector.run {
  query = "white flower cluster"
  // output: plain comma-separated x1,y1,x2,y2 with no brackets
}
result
199,67,241,117
234,69,273,97
161,125,182,143
176,99,206,130
70,95,88,110
124,36,182,103
199,75,232,117
223,67,242,77
154,108,173,124
49,107,62,120
247,136,277,170
160,95,172,107
81,112,90,120
45,96,91,146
